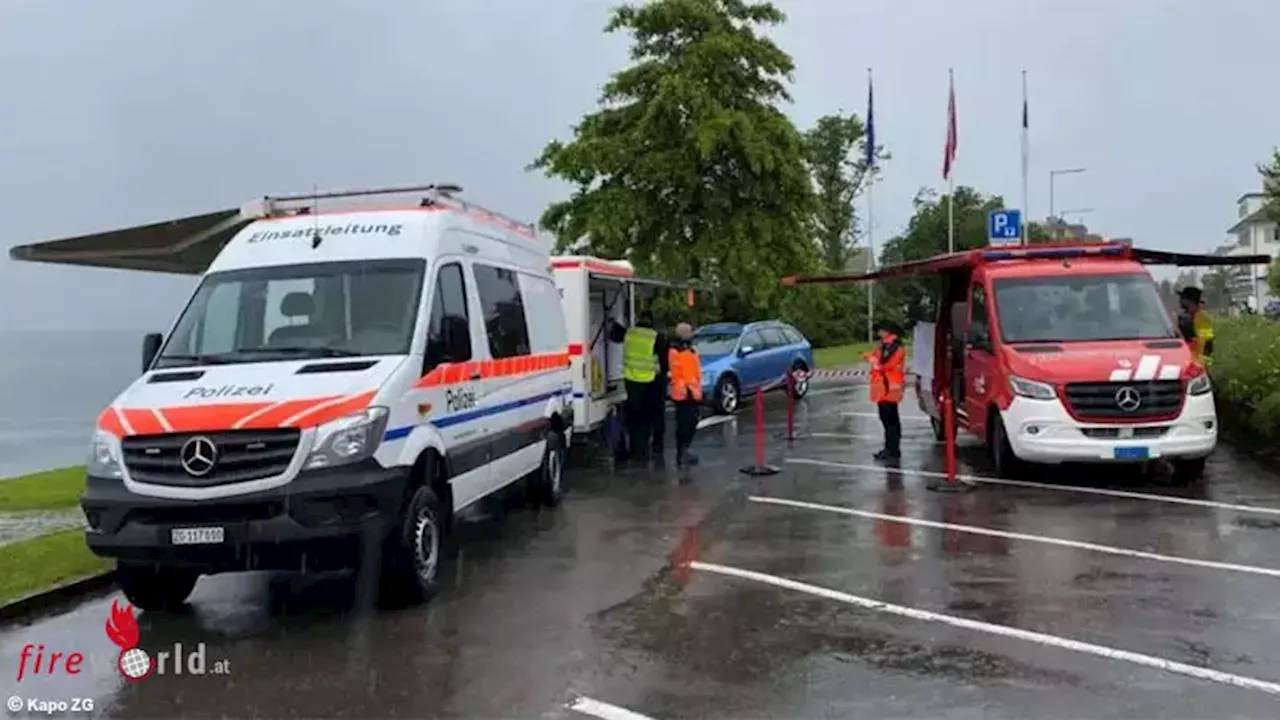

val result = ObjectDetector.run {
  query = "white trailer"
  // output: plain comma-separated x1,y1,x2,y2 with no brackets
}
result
550,255,691,439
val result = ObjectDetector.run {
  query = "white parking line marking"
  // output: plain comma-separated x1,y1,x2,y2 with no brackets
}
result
786,457,1280,517
841,411,933,422
689,561,1280,696
696,414,735,430
568,696,656,720
749,495,1280,579
808,431,942,445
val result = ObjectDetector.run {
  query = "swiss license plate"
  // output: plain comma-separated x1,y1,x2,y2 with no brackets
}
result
1114,446,1149,460
170,527,225,545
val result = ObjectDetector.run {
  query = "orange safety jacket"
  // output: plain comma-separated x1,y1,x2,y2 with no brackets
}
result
864,336,906,404
668,344,703,402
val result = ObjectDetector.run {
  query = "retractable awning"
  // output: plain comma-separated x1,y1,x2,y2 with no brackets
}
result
8,207,249,275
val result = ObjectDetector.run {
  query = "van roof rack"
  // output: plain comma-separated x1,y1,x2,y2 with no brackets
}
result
238,183,537,234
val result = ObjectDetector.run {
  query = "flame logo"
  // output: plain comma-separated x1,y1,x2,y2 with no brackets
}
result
105,600,152,682
105,600,139,650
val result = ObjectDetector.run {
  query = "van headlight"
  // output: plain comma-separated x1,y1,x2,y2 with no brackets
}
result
1009,375,1056,400
305,407,390,470
87,430,124,479
1187,372,1212,396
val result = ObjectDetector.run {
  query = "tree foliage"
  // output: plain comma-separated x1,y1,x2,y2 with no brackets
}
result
871,187,1004,329
802,113,885,272
1260,148,1280,223
1268,258,1280,297
529,0,818,315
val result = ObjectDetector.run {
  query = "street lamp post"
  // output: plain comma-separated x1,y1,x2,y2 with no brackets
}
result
1049,168,1087,237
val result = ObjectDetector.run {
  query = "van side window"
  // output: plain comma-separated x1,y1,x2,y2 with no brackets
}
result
425,263,473,372
517,273,568,354
473,263,532,359
969,284,990,341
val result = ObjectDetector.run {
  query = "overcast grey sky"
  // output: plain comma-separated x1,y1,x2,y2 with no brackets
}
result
2,0,1275,331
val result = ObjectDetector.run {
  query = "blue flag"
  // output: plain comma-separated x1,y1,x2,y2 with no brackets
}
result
865,74,876,169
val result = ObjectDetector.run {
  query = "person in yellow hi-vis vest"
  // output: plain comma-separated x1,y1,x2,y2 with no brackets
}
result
620,310,669,461
1177,286,1214,366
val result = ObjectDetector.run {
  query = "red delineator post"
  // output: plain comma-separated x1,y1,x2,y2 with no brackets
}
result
740,386,780,476
785,373,795,443
943,393,957,481
928,390,971,492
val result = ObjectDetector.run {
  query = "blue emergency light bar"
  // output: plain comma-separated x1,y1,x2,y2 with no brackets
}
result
981,244,1127,262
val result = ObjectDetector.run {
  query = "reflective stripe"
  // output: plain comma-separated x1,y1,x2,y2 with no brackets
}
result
623,327,658,382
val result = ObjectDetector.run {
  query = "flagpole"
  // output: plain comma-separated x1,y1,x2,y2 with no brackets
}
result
1020,70,1029,246
867,175,875,343
865,67,876,343
946,68,956,254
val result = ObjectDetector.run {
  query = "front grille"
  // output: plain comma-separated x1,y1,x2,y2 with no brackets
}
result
1063,381,1183,420
122,429,300,487
1081,426,1170,439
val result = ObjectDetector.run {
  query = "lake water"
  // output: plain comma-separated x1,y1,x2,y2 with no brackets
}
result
0,330,142,478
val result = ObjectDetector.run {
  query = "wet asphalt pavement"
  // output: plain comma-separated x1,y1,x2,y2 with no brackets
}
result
7,383,1280,718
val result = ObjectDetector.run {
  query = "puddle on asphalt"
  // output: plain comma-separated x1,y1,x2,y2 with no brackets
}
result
0,508,85,546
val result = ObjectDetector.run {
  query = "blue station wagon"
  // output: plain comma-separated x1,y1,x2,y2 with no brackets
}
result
694,321,815,414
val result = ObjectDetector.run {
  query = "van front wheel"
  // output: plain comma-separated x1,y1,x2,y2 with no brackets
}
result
379,484,449,605
114,563,200,612
989,413,1026,479
529,428,566,507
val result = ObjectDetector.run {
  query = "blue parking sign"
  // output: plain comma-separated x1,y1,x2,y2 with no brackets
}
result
987,209,1022,245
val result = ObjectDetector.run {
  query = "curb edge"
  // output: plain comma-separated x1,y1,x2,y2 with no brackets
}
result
0,570,115,626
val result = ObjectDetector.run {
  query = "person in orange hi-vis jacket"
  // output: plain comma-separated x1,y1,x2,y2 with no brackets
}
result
864,321,906,463
668,322,704,468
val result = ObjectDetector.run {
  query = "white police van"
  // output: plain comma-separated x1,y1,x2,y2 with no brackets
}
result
9,184,574,609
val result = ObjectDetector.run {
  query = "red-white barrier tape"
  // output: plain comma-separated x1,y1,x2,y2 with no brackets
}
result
801,368,869,379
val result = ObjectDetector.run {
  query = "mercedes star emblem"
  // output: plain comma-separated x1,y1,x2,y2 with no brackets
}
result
1114,386,1143,412
179,436,219,477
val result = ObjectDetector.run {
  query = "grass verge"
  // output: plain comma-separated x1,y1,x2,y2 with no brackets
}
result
0,466,85,512
814,339,914,369
0,528,110,607
814,342,874,368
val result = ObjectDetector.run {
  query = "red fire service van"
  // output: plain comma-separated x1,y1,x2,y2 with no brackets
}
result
784,241,1270,483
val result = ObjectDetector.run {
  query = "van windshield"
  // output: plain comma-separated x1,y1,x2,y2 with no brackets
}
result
992,272,1178,343
155,259,426,368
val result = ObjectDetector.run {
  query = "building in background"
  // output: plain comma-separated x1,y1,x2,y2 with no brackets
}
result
1225,192,1278,310
1038,216,1104,242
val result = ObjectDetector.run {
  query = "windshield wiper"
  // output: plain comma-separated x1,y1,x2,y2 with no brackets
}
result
231,346,364,358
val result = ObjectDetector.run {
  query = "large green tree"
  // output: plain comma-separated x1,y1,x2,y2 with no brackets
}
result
802,113,885,272
529,0,818,314
873,186,1004,328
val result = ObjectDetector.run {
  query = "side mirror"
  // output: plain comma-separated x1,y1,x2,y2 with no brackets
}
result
965,325,990,351
142,333,163,371
739,345,756,356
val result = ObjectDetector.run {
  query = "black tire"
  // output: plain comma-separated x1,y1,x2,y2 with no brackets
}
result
529,427,566,507
788,362,810,399
114,563,200,611
989,412,1025,479
713,374,740,415
1170,457,1207,485
378,482,449,605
